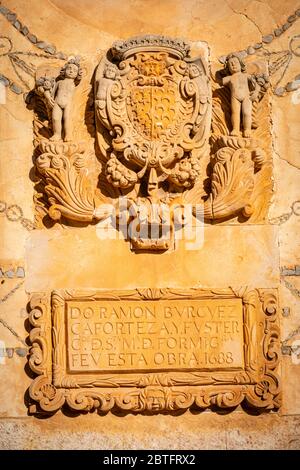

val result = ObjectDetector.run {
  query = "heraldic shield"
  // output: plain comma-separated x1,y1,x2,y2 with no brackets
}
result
94,35,211,249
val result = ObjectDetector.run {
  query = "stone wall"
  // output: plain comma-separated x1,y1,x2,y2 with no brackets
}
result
0,0,300,449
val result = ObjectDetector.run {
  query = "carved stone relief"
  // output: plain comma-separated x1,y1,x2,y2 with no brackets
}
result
30,34,273,251
28,288,280,414
25,35,281,416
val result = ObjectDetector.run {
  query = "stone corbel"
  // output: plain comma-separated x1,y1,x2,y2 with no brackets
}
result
35,140,95,222
203,135,266,221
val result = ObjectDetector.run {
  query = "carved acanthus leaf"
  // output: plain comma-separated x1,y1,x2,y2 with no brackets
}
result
35,141,96,222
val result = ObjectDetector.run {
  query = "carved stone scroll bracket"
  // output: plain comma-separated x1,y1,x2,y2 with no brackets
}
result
28,288,281,415
201,135,267,221
34,140,96,223
185,134,268,222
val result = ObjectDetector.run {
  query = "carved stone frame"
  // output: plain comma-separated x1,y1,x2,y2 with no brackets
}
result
28,288,280,413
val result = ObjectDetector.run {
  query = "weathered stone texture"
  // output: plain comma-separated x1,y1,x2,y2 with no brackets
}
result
0,0,300,449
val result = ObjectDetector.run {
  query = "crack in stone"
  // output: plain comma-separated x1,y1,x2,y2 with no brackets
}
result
225,0,263,36
278,156,300,171
272,124,300,170
0,106,29,122
268,112,300,226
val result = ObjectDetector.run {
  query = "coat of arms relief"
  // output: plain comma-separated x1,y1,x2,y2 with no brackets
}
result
32,35,271,251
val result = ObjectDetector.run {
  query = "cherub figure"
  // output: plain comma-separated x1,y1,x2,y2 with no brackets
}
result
223,53,257,138
50,59,83,142
95,63,119,129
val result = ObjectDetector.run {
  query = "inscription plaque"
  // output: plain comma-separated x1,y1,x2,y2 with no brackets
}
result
67,299,244,372
28,288,280,413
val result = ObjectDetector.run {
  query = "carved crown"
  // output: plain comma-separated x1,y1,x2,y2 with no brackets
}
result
111,35,190,60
